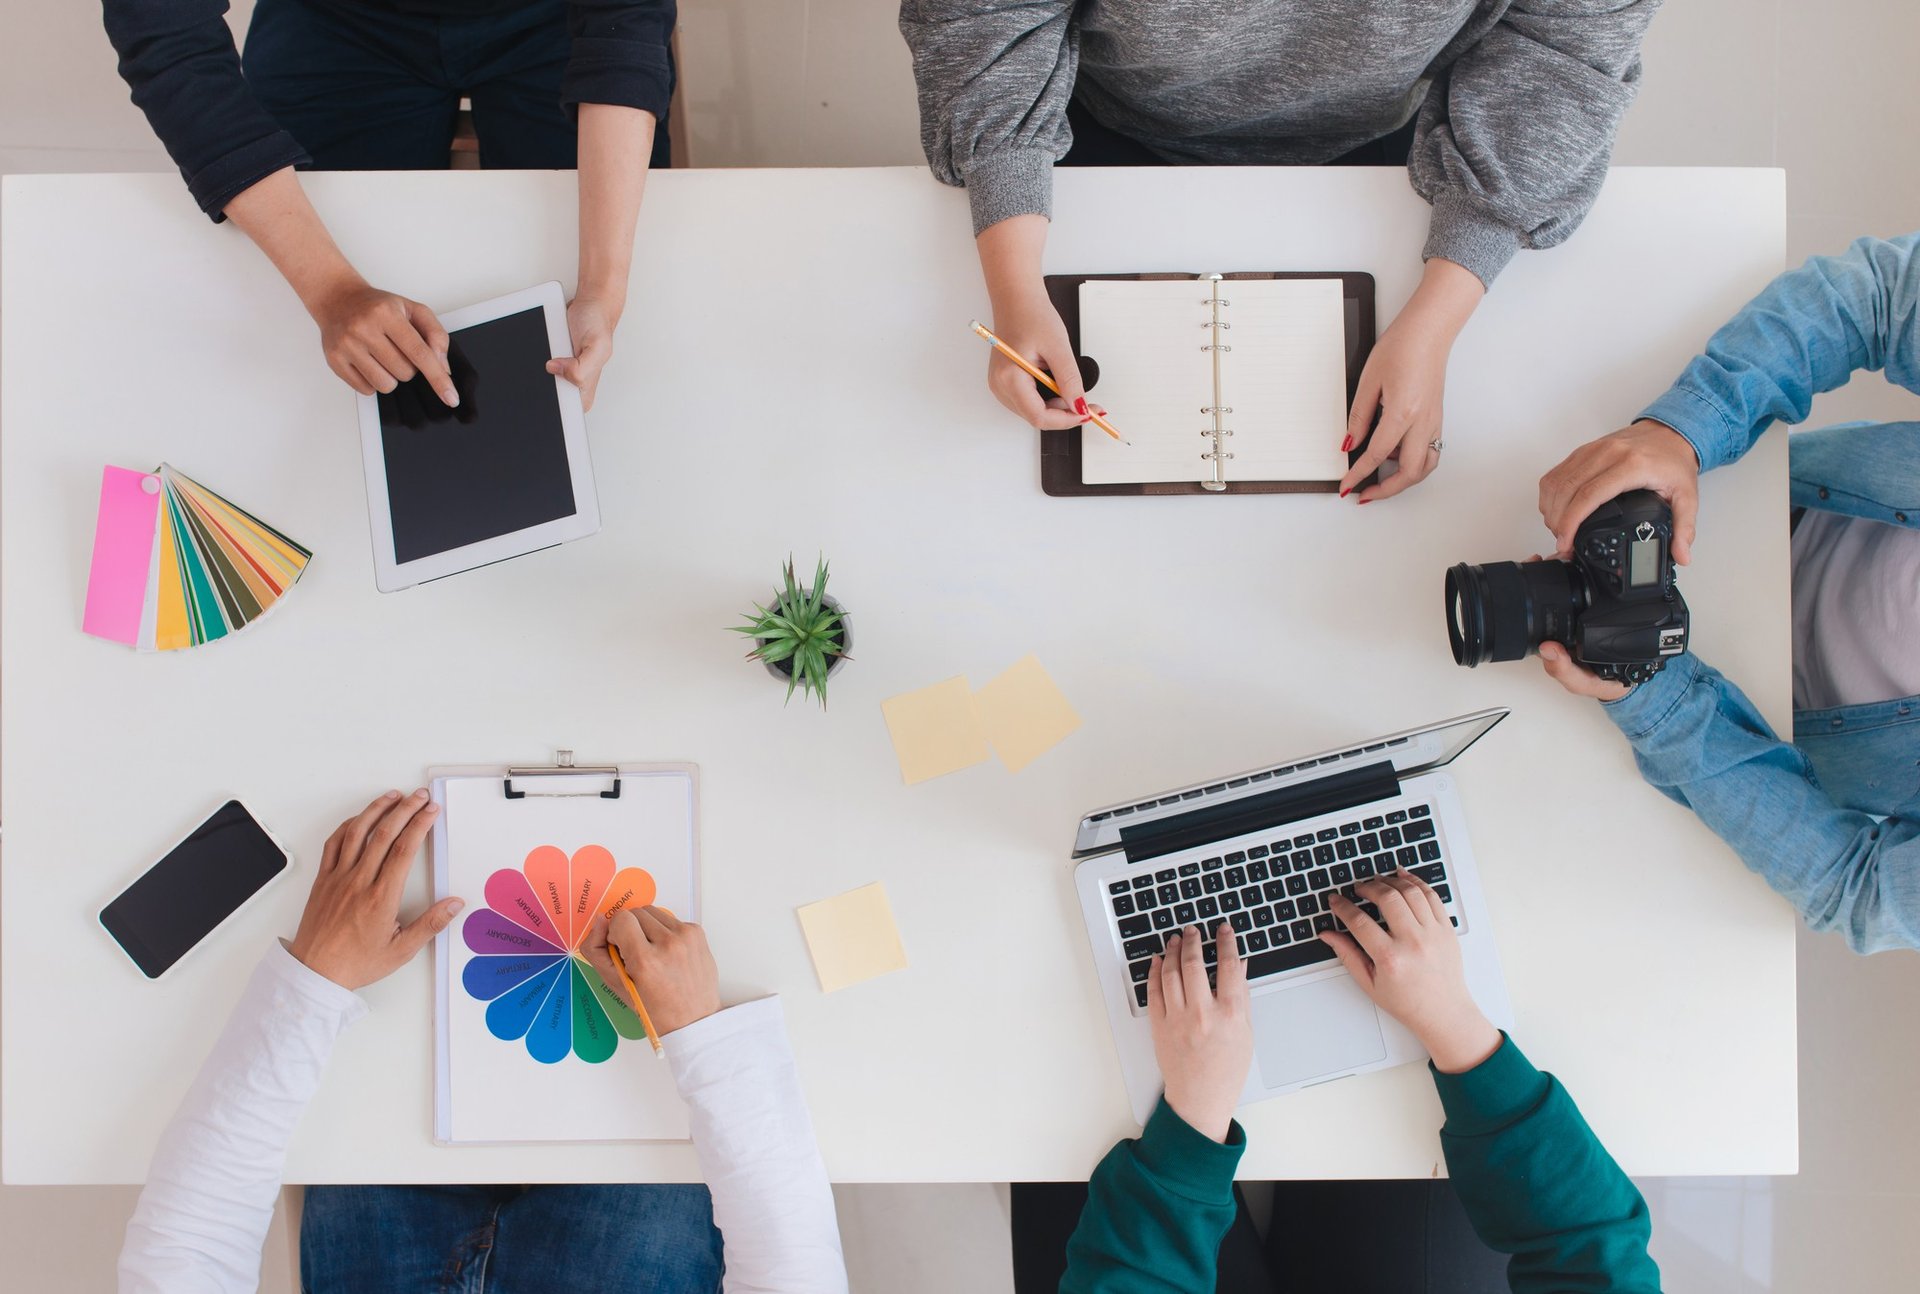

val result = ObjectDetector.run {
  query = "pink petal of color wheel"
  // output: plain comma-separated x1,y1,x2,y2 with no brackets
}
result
524,845,571,938
485,959,565,1041
592,867,658,928
567,845,616,949
484,868,562,948
464,907,564,956
525,959,573,1064
463,953,564,1001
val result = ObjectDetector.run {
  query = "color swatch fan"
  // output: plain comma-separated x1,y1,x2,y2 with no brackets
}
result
82,463,310,651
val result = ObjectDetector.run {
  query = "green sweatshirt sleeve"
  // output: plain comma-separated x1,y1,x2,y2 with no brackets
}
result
1061,1098,1246,1293
1435,1036,1662,1293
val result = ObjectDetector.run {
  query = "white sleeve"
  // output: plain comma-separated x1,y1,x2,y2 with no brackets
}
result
119,942,366,1294
665,996,848,1294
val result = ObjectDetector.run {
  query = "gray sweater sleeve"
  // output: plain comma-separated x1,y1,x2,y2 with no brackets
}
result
898,0,1077,234
1409,0,1660,287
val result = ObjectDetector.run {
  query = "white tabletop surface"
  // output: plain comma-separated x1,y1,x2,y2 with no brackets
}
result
2,166,1795,1185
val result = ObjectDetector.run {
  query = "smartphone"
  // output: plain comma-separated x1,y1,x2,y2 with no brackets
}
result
98,800,292,979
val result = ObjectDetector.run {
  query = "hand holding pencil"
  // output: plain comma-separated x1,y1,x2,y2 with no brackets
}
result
581,907,724,1055
971,314,1127,444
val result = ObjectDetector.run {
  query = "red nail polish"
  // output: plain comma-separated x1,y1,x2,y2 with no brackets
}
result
1339,487,1350,498
1340,435,1353,453
1074,397,1089,416
1358,497,1372,505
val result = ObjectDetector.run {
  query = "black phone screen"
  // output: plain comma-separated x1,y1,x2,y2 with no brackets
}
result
99,800,289,979
375,306,578,564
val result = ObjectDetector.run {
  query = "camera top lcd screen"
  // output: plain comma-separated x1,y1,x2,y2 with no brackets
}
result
1628,535,1660,587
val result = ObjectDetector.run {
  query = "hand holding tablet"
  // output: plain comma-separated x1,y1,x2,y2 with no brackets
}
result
356,282,602,592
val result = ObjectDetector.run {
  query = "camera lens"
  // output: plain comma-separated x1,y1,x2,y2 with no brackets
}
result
1445,560,1583,666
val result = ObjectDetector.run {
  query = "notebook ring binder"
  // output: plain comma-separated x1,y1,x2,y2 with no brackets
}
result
1199,320,1232,329
503,749,623,800
1200,344,1232,352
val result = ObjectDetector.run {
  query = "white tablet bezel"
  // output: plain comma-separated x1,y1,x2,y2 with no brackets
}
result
356,281,600,592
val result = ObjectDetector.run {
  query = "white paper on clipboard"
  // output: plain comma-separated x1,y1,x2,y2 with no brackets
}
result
428,762,699,1145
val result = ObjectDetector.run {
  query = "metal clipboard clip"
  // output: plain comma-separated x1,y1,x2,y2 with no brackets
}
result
503,749,622,800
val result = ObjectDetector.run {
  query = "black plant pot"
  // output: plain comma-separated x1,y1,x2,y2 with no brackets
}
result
759,593,850,688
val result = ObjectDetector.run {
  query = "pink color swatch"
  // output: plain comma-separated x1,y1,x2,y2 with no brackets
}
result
81,467,160,645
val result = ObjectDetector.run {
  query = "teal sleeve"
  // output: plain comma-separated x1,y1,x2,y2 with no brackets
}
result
1640,232,1920,471
1434,1035,1662,1293
1061,1099,1245,1294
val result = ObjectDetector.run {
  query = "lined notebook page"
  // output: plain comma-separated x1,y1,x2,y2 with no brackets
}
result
1220,279,1349,482
1078,279,1215,484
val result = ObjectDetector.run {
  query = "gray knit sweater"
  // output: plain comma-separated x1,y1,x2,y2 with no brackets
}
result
899,0,1660,287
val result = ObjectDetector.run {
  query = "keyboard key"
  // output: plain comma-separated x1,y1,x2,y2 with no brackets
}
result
1108,880,1130,896
1291,849,1313,870
1220,891,1242,913
1202,942,1218,966
1119,914,1150,938
1413,863,1446,884
1314,844,1336,866
1112,894,1135,916
1180,878,1202,900
1270,924,1291,947
1174,902,1198,924
1230,911,1252,933
1297,894,1320,917
1396,846,1418,867
1409,805,1432,818
1358,832,1380,853
1307,868,1331,891
1202,873,1225,894
1385,809,1408,824
1197,896,1220,919
1132,874,1154,890
1246,929,1270,952
1419,841,1442,863
1245,937,1338,980
1289,919,1313,942
1136,888,1158,910
1285,874,1309,896
1152,908,1175,930
1246,860,1269,882
1264,879,1290,902
1225,851,1246,864
1252,905,1275,926
1316,828,1339,842
1158,883,1179,905
1224,866,1247,888
1155,868,1177,883
1379,826,1403,848
1202,856,1225,871
1293,834,1316,848
1129,959,1153,982
1374,853,1398,873
1354,857,1375,879
1434,884,1452,904
1335,838,1358,860
1240,886,1262,906
1247,845,1270,859
1273,900,1297,922
1123,936,1161,960
1178,862,1201,877
1339,822,1362,836
1134,983,1149,1007
1330,862,1353,885
1404,819,1437,842
1313,914,1335,934
1360,901,1381,923
1362,816,1384,830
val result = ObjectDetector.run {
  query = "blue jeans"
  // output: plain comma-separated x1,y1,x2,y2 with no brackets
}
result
241,0,672,171
300,1185,723,1293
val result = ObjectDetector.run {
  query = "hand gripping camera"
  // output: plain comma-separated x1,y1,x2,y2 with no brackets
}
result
1445,490,1690,685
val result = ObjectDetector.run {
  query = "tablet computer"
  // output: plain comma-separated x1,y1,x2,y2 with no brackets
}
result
357,281,600,592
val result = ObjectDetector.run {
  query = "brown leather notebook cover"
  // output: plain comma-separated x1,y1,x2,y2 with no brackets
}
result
1039,271,1375,497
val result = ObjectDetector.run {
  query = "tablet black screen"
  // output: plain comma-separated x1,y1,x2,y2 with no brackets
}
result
377,305,578,564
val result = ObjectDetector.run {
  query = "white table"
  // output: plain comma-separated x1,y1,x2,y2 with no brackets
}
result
2,166,1795,1185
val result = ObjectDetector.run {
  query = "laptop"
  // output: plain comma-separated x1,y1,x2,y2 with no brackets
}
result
1072,710,1515,1124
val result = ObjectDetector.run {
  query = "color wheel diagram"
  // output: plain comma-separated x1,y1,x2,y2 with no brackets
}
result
460,845,656,1063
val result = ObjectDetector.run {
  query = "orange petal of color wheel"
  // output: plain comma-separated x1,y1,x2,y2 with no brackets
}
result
523,845,570,935
568,845,616,949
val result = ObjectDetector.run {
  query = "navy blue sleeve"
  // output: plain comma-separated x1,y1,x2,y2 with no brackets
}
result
102,0,309,222
561,0,677,120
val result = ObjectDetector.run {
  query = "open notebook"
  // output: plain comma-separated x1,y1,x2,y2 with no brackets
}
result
1080,275,1349,489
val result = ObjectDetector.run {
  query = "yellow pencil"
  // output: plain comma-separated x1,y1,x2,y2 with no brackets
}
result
608,944,665,1058
968,320,1129,444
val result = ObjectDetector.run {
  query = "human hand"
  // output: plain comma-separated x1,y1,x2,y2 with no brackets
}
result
288,790,464,991
1538,419,1700,564
984,289,1095,431
1322,874,1500,1074
1146,924,1253,1142
1537,640,1633,702
308,278,457,405
1340,258,1482,503
579,906,722,1036
546,294,620,412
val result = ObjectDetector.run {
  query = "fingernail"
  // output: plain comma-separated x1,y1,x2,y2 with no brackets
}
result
1339,487,1350,498
1074,397,1089,416
443,390,460,406
1358,497,1372,506
448,898,465,915
384,790,401,800
413,787,428,799
424,803,440,815
1079,414,1092,424
1340,435,1353,453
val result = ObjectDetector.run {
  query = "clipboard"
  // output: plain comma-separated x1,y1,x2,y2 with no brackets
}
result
428,751,700,1144
1039,271,1376,497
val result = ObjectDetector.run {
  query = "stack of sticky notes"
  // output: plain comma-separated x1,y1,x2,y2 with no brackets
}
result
82,463,311,651
880,654,1081,785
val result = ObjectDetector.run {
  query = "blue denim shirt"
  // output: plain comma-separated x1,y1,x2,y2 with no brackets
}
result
1603,233,1920,953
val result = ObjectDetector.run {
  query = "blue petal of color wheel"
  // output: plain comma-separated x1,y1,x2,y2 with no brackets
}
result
463,953,564,1002
525,958,573,1064
485,959,565,1042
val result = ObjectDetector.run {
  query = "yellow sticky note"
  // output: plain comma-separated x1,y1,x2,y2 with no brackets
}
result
974,655,1082,773
880,675,992,785
796,882,908,993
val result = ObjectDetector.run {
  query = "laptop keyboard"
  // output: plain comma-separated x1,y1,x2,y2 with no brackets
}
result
1105,804,1456,1011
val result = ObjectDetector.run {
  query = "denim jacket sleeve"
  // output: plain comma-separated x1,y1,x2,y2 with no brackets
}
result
1603,653,1920,953
1639,231,1920,473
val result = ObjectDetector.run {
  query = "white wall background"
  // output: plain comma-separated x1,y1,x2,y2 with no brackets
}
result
3,1,1917,1289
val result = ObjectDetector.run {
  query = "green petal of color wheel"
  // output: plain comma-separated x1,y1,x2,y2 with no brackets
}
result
580,957,648,1041
569,959,620,1063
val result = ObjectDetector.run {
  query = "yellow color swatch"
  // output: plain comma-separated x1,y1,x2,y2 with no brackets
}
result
880,675,992,785
974,654,1081,773
796,882,908,993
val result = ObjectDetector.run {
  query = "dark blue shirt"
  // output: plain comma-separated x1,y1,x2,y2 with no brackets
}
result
103,0,676,220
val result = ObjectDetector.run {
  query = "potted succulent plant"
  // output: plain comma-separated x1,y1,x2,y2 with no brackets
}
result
731,555,850,709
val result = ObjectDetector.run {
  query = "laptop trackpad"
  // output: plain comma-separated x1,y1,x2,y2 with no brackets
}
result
1251,977,1387,1089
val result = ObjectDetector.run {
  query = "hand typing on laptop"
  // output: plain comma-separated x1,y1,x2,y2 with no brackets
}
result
1144,923,1253,1144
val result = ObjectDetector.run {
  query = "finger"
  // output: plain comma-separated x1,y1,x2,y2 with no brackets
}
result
353,790,430,889
336,791,403,873
1327,892,1392,961
1403,871,1450,925
366,335,417,387
320,822,347,876
1178,925,1210,1004
347,352,402,396
1319,929,1375,989
1538,642,1630,700
607,909,648,959
1380,873,1431,926
1341,408,1413,494
1553,471,1634,555
327,355,377,397
1214,921,1248,1005
1145,954,1167,1021
1159,933,1187,1013
1343,370,1382,452
1357,432,1436,503
394,307,456,407
1039,340,1086,409
633,906,676,946
406,301,451,367
1361,876,1421,932
1671,480,1699,566
392,895,466,961
372,795,441,903
641,905,684,931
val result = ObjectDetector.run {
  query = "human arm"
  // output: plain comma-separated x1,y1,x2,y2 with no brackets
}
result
1541,651,1920,953
1322,875,1661,1292
1061,925,1252,1293
582,909,847,1292
119,791,465,1292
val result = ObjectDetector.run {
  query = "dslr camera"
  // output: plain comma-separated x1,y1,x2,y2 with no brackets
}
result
1445,490,1689,686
